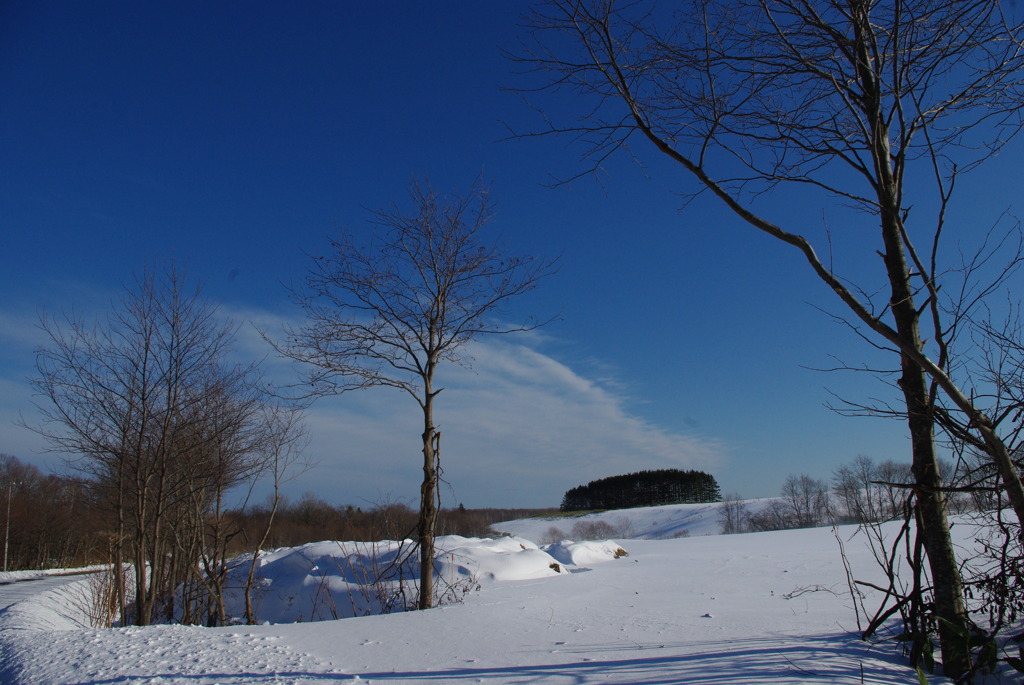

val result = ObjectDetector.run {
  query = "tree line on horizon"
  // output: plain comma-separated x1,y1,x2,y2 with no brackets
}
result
0,453,555,575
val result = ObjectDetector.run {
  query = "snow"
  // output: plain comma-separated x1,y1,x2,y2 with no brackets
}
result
490,499,779,541
543,539,627,566
220,536,570,623
0,503,999,684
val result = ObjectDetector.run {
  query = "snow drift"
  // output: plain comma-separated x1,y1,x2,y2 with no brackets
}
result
226,535,620,624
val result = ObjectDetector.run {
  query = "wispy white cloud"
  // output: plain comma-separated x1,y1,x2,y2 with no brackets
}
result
290,338,724,508
0,309,47,356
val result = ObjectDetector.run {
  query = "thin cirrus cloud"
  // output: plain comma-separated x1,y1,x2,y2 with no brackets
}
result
286,336,725,508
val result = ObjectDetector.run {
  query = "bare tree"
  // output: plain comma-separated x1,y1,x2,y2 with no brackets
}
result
832,455,912,523
833,456,876,524
170,366,274,626
518,1,1024,676
275,179,555,610
30,263,262,626
781,474,829,528
718,492,748,534
243,404,310,625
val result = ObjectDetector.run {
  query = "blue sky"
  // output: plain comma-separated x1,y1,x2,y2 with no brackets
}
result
2,2,1017,508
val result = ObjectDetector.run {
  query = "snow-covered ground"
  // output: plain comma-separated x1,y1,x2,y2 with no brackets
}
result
0,502,1004,684
490,499,778,541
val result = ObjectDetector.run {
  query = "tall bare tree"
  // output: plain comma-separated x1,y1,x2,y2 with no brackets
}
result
517,0,1024,677
276,180,555,610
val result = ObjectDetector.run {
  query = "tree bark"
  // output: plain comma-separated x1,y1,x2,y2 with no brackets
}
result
899,351,970,677
417,393,439,610
878,180,970,679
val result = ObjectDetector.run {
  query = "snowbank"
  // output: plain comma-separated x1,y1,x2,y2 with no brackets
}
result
219,534,624,624
0,573,102,631
542,539,628,566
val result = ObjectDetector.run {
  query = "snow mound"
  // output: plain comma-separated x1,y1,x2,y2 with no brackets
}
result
223,534,571,624
436,535,568,582
0,575,98,632
543,539,628,566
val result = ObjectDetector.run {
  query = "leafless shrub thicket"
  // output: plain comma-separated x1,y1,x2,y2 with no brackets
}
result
29,263,308,627
541,516,635,543
724,456,968,535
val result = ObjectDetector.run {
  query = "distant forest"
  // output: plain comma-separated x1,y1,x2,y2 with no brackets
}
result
561,469,721,511
0,453,555,573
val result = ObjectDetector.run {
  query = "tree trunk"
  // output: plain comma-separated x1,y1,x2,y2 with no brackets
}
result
417,396,438,611
134,536,149,626
114,542,126,628
114,468,127,626
899,357,970,678
246,494,282,625
881,205,970,678
133,485,150,626
856,5,970,664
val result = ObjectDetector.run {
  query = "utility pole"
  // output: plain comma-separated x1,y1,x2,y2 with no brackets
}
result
3,481,17,573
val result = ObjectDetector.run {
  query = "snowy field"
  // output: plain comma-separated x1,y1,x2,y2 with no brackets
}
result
0,502,1006,684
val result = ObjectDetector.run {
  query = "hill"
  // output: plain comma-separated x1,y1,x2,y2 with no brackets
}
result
491,498,779,541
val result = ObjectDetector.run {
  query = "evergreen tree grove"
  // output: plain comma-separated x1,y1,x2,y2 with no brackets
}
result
560,469,721,511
